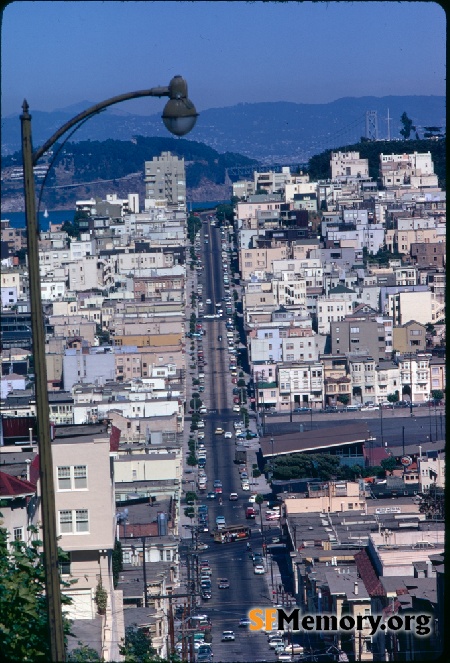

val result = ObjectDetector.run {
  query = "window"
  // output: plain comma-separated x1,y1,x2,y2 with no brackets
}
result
76,510,89,532
60,556,71,575
13,527,23,541
59,509,89,534
57,465,87,490
59,510,73,533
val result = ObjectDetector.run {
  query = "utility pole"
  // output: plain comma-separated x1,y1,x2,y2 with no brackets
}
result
142,536,148,607
167,586,175,655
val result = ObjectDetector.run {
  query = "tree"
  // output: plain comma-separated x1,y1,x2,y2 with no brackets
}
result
418,486,445,521
387,392,399,404
119,624,157,663
380,456,397,475
0,523,73,663
337,394,349,406
400,112,416,140
67,643,102,662
431,389,444,402
112,539,123,589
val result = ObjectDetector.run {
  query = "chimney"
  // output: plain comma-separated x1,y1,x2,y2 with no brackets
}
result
354,581,359,595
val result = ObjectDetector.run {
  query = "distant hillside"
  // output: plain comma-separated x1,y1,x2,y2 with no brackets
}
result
2,95,445,162
1,136,258,210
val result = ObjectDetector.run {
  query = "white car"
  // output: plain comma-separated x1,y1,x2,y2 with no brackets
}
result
241,483,250,491
254,564,265,575
248,494,257,503
224,431,232,439
221,630,235,642
233,405,241,412
205,298,212,304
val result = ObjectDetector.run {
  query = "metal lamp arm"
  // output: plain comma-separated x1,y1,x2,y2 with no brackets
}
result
32,86,170,164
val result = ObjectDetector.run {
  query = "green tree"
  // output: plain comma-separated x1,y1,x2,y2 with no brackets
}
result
387,392,399,404
418,486,445,521
119,624,157,663
67,643,102,661
400,112,416,140
431,389,444,402
112,539,123,589
0,524,73,663
381,456,397,475
337,394,350,406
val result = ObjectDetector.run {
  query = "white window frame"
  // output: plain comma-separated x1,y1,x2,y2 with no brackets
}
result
58,509,90,535
57,465,88,491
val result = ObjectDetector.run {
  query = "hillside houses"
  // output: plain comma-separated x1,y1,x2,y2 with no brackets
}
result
234,149,445,410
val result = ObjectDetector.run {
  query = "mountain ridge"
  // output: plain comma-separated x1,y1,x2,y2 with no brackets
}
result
2,95,445,161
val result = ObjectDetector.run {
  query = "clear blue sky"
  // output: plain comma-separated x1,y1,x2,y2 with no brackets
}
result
1,1,445,118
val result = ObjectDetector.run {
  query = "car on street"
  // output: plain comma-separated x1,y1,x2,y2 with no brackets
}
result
215,516,226,529
221,631,235,641
218,335,222,341
197,543,209,551
239,617,251,627
361,404,379,411
246,431,258,438
248,494,257,503
233,404,241,412
254,564,265,575
268,637,284,648
218,578,230,589
205,299,212,304
276,653,293,662
284,644,304,654
293,407,312,413
224,431,232,439
214,428,224,435
201,589,212,600
206,492,215,499
197,650,213,662
229,492,238,501
213,480,222,488
241,482,250,491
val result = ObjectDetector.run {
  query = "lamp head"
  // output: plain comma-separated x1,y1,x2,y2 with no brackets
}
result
162,75,198,136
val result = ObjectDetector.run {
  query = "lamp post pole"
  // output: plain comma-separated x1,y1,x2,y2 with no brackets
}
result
21,102,66,663
20,77,197,662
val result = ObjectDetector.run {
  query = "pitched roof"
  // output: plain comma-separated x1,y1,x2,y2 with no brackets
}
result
354,549,385,597
0,470,36,498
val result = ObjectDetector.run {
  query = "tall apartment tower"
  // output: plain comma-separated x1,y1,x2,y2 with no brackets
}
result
144,151,186,208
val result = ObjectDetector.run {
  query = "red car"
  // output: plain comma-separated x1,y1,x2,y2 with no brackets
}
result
233,396,240,404
214,486,223,494
231,377,237,384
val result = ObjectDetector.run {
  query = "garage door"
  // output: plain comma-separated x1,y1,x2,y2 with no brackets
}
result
64,589,95,620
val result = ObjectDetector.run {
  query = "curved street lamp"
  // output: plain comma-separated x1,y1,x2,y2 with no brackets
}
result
20,76,197,662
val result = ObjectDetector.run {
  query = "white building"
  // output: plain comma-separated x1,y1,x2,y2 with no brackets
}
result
316,296,354,334
331,151,369,180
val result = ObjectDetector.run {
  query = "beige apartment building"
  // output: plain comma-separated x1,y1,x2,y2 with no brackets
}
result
331,151,369,179
386,290,444,325
239,245,290,280
285,481,365,514
392,320,427,353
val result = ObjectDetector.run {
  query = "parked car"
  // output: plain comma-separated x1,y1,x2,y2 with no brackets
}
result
254,565,265,575
293,407,312,413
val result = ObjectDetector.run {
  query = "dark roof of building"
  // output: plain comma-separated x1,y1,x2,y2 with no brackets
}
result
260,422,371,457
328,284,356,294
